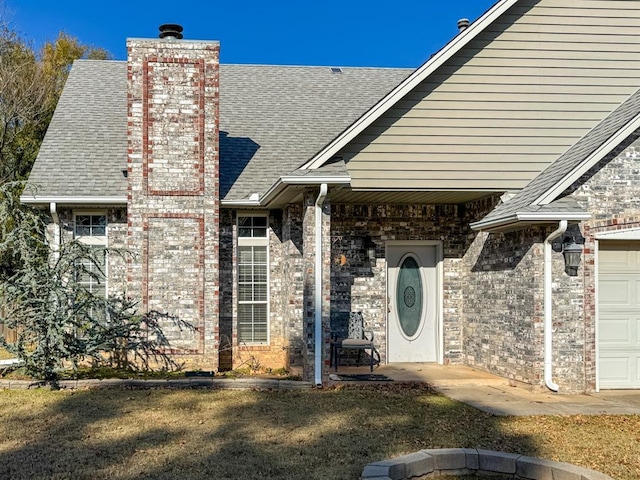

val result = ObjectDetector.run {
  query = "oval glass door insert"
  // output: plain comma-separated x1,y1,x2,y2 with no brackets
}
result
396,255,424,338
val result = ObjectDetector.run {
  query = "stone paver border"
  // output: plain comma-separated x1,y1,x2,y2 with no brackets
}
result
361,448,614,480
0,378,312,390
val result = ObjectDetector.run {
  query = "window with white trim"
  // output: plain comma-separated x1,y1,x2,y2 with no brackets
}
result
237,214,269,344
74,213,107,298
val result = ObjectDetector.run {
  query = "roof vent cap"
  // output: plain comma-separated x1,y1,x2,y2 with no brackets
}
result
457,18,470,33
159,24,184,39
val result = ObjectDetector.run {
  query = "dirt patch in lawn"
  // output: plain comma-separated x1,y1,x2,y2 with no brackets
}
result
0,386,636,480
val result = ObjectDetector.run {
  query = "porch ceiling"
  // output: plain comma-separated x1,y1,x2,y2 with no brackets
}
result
326,187,498,205
272,186,499,207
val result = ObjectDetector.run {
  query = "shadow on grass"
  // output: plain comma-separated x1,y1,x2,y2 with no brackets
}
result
0,385,539,479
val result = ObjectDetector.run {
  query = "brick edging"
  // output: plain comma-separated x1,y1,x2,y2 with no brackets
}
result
0,378,312,391
361,448,614,480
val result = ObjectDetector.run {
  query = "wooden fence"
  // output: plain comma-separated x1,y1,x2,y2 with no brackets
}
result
0,303,17,344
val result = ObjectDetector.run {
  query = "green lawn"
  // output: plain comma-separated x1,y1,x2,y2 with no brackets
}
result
0,385,637,479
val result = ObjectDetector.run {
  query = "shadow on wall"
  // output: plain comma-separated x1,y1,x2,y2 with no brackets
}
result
219,131,260,198
471,230,540,272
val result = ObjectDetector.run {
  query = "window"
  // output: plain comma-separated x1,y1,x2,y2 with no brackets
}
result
238,215,267,238
75,214,107,237
237,214,269,344
74,213,107,297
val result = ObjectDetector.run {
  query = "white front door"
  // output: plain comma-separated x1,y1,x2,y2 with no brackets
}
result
387,243,439,363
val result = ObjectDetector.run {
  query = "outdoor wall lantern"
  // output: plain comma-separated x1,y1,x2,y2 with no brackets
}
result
562,237,583,276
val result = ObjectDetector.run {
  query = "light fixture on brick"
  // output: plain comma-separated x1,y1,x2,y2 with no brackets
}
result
562,237,582,276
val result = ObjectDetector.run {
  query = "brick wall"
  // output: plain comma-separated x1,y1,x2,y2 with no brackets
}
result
461,131,640,392
216,206,306,373
282,204,305,367
328,202,489,365
46,208,128,297
127,37,220,369
462,227,546,386
568,130,640,390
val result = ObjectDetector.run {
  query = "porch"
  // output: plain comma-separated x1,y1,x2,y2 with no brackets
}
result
328,363,640,416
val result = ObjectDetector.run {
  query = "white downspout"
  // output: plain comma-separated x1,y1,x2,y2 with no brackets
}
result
50,202,60,262
544,220,567,392
314,184,328,387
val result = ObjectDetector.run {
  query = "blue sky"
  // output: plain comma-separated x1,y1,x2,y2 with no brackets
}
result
8,0,497,67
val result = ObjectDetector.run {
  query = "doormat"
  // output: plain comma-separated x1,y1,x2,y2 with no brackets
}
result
185,371,215,378
329,373,393,382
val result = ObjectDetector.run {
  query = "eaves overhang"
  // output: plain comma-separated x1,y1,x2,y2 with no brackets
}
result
20,195,128,207
256,175,351,208
470,211,592,233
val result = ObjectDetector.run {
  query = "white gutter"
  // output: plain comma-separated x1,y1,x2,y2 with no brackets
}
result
543,220,567,392
220,176,350,209
50,202,60,262
471,211,591,232
259,175,350,208
314,183,328,387
279,175,350,185
21,196,127,205
220,199,262,208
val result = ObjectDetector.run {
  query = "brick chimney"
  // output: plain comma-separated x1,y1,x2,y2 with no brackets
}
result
126,26,220,368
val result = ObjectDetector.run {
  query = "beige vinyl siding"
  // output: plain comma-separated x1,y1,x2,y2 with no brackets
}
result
341,0,640,191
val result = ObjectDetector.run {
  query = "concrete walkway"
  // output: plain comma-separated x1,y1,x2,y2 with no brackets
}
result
339,363,640,416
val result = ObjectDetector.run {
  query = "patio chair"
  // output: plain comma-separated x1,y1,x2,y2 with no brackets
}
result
330,311,379,372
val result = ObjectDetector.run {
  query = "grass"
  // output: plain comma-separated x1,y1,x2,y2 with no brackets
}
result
0,364,301,381
0,384,637,480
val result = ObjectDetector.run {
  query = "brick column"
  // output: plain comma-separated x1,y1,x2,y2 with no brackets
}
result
127,37,220,368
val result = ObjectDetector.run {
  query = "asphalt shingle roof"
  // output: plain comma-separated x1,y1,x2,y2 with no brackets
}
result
27,60,128,198
27,60,411,201
478,88,640,225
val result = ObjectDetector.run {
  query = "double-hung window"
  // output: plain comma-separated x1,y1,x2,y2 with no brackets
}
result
74,213,108,298
237,215,269,344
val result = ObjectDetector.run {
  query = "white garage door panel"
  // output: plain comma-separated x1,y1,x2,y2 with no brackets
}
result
600,357,631,384
598,241,640,389
599,317,632,344
599,280,631,305
600,246,638,271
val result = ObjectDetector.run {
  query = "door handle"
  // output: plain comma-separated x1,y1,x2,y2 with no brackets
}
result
388,296,391,313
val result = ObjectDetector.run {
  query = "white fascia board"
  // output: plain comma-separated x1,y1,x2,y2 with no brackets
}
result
470,214,519,231
300,0,519,171
220,199,262,208
471,211,591,231
277,175,351,185
533,111,640,206
516,212,591,222
258,175,351,207
596,227,640,240
21,195,127,205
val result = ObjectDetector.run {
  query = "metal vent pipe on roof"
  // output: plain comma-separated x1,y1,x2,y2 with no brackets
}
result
457,18,470,33
159,24,184,39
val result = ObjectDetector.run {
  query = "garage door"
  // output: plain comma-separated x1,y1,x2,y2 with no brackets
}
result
599,241,640,389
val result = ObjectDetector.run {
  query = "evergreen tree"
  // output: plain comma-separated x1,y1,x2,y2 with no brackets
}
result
0,183,187,384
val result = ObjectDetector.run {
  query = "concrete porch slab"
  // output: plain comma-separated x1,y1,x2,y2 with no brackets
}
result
333,363,640,416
